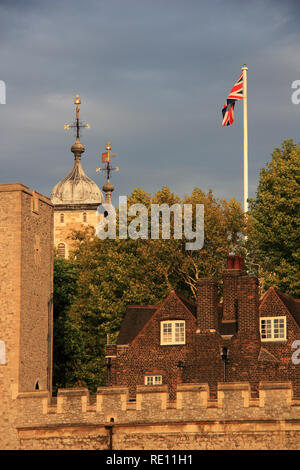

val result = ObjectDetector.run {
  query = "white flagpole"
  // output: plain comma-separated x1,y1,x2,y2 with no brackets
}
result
241,65,248,213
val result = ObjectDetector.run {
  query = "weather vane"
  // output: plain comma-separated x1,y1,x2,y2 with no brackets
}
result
96,141,119,203
64,94,90,139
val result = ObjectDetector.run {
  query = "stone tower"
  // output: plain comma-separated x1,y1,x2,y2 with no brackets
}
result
50,95,103,258
0,183,53,447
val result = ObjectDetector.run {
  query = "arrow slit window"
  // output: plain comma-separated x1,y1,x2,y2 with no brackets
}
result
0,341,6,365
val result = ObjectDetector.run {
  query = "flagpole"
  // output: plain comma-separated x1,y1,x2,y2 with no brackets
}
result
242,65,248,214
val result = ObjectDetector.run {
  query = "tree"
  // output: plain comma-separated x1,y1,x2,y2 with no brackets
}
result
248,140,300,297
53,186,246,392
52,257,83,393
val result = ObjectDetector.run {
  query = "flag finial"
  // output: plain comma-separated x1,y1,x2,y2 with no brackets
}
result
64,94,90,140
96,141,119,204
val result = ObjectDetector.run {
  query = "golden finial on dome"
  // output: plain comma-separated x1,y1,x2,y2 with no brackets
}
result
74,94,81,105
64,94,90,140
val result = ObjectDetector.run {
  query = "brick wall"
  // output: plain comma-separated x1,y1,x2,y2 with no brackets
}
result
196,278,218,331
109,292,197,400
109,267,300,399
259,288,300,396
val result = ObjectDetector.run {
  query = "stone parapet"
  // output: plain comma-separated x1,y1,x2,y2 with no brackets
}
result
9,381,300,450
15,381,299,419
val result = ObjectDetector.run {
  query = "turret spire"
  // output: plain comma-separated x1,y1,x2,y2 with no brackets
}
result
96,141,119,204
51,95,103,205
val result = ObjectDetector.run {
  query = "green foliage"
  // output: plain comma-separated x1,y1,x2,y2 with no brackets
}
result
53,187,246,392
248,140,300,297
52,257,81,393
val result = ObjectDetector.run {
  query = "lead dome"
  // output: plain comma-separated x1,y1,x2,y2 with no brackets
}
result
50,138,104,205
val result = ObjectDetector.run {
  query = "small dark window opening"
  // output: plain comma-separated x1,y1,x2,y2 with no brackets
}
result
57,243,66,258
35,380,40,390
60,213,64,223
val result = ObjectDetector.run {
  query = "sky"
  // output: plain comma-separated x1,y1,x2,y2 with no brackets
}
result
0,0,300,207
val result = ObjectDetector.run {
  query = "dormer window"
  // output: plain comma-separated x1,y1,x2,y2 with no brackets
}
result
260,316,287,341
160,320,185,345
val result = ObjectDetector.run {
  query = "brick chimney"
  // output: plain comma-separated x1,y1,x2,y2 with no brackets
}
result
196,278,218,332
222,255,259,337
236,275,260,337
222,254,246,322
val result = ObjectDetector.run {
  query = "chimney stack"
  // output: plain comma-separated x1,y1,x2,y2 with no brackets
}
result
222,254,246,322
236,275,260,337
196,278,218,332
222,254,259,337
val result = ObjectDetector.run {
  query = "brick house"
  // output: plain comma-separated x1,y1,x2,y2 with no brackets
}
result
105,255,300,399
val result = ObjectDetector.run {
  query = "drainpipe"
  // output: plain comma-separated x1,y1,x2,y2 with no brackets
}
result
221,347,229,382
105,418,114,450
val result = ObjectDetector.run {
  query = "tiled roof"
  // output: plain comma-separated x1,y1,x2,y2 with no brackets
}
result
275,289,300,327
116,305,158,345
176,294,197,316
116,288,299,346
116,292,196,345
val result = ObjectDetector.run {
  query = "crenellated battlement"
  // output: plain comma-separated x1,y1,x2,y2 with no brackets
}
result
16,381,300,421
12,381,300,450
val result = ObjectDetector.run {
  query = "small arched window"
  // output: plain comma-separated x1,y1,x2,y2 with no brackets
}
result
83,212,87,223
57,243,66,258
60,213,64,223
35,380,40,390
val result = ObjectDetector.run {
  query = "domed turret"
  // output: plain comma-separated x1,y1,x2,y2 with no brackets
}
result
51,95,104,259
50,138,103,205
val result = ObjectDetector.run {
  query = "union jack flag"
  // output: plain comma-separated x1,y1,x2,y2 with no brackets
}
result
222,72,243,126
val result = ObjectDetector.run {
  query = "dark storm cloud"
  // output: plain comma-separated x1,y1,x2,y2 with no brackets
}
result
0,0,299,205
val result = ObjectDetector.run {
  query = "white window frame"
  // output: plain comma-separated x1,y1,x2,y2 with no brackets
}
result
144,375,162,386
260,316,287,342
160,320,186,345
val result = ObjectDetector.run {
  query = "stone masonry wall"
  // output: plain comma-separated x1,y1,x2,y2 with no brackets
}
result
12,382,300,450
0,185,23,449
54,207,100,258
19,190,53,392
0,183,53,449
